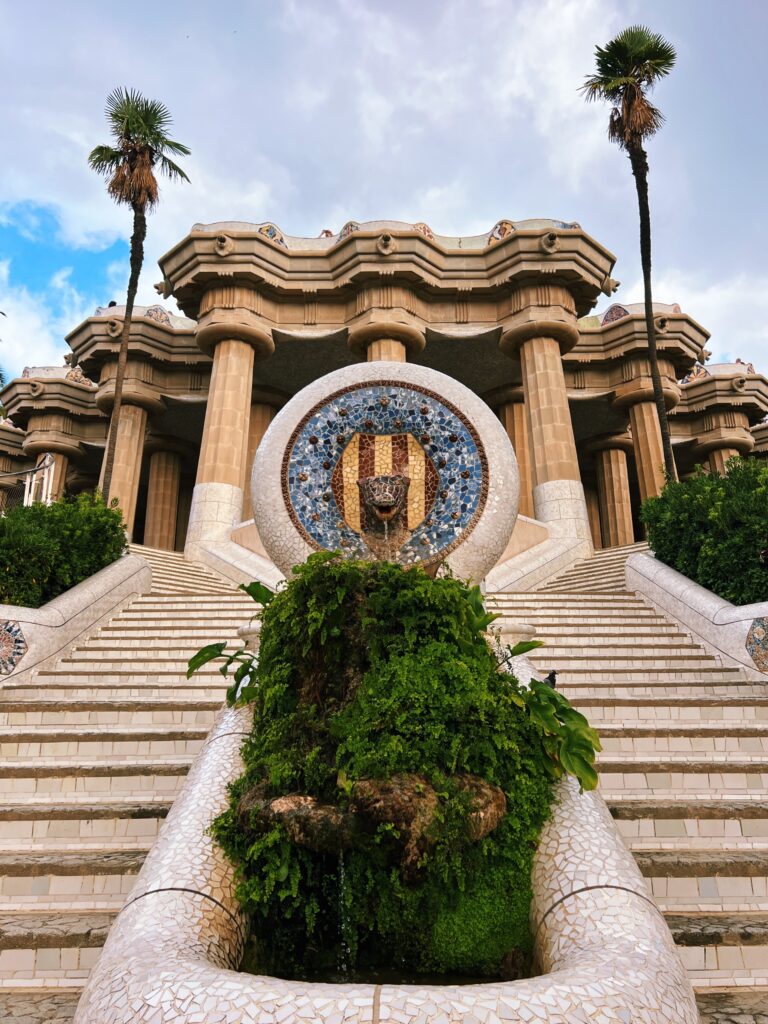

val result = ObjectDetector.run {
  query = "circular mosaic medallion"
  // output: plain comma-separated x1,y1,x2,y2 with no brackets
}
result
0,620,27,675
283,382,487,565
253,363,519,581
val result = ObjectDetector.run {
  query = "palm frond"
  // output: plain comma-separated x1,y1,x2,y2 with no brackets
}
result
90,88,190,210
156,154,191,183
87,144,123,175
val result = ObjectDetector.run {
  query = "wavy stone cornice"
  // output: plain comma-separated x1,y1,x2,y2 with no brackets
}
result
66,312,204,377
571,312,709,374
158,223,615,320
0,378,102,427
677,371,768,421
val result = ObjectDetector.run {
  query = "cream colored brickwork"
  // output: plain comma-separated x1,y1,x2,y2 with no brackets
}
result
144,452,181,551
595,447,635,548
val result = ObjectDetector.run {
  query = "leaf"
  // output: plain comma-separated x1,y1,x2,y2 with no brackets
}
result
186,642,227,677
507,639,545,658
239,581,275,606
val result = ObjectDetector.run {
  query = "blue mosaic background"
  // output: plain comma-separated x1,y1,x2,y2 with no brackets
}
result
284,383,486,563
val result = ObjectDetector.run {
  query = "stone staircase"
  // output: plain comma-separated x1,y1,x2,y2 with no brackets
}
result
0,546,255,1022
490,542,768,1022
2,540,767,1022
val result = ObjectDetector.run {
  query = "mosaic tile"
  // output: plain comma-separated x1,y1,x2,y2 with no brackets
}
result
282,382,488,566
746,617,768,672
0,619,27,674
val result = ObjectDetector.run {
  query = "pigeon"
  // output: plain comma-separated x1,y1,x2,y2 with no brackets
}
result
542,670,557,689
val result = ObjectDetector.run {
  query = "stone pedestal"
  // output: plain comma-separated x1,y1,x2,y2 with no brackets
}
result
144,451,182,550
594,446,634,548
99,404,147,538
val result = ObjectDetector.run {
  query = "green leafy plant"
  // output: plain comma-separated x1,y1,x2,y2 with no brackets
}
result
0,492,126,608
189,554,601,980
642,457,768,605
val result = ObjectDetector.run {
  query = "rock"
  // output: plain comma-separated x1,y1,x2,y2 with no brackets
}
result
456,776,507,841
351,774,439,875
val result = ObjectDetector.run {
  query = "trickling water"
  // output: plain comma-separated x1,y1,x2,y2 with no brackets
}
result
338,850,352,979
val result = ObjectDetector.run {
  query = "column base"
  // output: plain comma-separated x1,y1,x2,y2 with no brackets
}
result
533,479,594,546
184,482,244,558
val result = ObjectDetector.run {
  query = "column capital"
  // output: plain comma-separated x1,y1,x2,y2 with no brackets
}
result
483,385,525,409
499,282,580,357
584,432,634,456
347,321,426,359
196,284,275,359
612,357,681,413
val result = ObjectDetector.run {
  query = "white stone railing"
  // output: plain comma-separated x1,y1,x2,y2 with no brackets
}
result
0,554,152,681
73,706,698,1024
626,550,768,678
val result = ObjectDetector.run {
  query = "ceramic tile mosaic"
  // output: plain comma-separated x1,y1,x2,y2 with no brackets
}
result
254,362,519,583
0,619,28,674
283,382,487,565
74,707,699,1023
746,617,768,672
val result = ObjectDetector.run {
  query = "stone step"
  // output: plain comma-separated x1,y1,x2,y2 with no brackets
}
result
0,755,191,777
0,770,186,799
696,988,768,1022
601,772,768,795
558,684,762,699
74,636,248,651
0,909,116,951
569,694,768,710
0,735,205,758
0,847,145,900
602,736,768,754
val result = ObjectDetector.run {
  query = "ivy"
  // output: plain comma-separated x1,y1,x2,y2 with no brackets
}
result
189,553,601,979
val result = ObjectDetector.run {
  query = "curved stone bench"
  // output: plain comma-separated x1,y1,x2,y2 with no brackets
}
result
73,707,698,1024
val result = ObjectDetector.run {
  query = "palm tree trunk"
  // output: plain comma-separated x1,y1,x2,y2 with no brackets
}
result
101,203,147,504
628,142,677,482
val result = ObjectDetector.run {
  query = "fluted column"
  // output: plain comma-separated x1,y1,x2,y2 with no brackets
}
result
708,447,741,475
242,392,286,520
36,452,69,501
594,446,635,548
584,485,602,550
493,391,534,519
144,451,181,550
628,401,666,503
98,404,147,537
501,288,591,543
186,286,274,555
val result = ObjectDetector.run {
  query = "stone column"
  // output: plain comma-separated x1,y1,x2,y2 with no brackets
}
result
500,286,591,543
98,404,147,537
33,451,68,501
627,402,666,503
348,322,425,363
584,485,602,550
488,387,534,519
708,447,741,475
144,450,182,550
186,286,274,555
242,391,286,521
592,443,635,548
614,359,680,504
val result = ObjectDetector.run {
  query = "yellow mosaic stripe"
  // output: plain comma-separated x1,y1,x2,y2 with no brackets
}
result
406,434,426,530
341,434,361,532
374,434,393,476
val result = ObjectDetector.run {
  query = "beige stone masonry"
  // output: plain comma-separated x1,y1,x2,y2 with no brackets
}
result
144,452,181,551
629,400,667,502
100,405,147,538
495,393,534,518
592,442,635,548
242,397,281,521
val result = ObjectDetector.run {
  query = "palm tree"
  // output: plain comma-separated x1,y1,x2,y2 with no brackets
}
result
88,88,190,503
583,26,678,481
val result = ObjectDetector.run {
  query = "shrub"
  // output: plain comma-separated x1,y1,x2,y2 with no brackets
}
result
641,457,768,605
190,553,600,981
0,492,127,608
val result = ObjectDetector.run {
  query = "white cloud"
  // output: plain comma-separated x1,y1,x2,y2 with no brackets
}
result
620,270,768,375
0,261,93,380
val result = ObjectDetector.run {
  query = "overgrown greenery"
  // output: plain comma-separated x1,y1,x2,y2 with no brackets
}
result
0,493,126,607
190,553,600,980
642,457,768,605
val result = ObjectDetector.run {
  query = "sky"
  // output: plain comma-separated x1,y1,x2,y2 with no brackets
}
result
1,0,767,381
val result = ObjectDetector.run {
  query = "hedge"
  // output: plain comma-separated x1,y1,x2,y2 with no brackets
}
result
0,492,126,608
641,457,768,606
